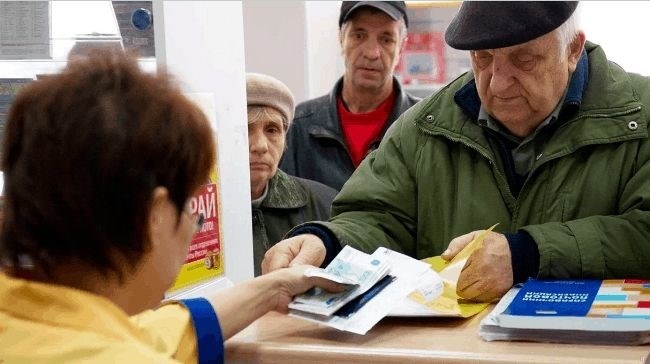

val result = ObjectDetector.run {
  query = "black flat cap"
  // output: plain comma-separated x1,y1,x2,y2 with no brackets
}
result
339,1,408,28
445,1,578,50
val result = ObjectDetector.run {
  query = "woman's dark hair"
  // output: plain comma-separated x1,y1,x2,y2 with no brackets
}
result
0,50,216,280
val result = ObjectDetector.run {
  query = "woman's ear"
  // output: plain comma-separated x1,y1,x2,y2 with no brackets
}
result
148,187,170,244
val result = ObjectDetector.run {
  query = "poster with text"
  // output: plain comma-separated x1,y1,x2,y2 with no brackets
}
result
0,78,33,163
168,182,224,293
0,2,51,59
396,31,446,86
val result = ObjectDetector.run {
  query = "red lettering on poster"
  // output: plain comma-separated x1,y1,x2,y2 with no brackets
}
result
184,183,220,263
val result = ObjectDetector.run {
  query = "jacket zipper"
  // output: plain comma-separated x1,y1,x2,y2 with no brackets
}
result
418,126,517,208
311,131,356,166
509,105,643,224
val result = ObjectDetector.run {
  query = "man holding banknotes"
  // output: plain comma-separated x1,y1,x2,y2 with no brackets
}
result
262,1,650,302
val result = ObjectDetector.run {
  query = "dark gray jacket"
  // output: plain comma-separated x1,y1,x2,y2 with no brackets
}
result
279,77,420,191
252,169,336,276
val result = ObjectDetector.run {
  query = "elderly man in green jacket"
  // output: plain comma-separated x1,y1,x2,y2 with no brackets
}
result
262,1,650,302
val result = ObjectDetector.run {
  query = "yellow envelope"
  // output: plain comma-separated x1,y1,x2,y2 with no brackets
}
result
445,223,499,267
406,224,498,317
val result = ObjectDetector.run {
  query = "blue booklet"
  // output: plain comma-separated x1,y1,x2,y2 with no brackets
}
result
505,279,602,317
479,279,650,345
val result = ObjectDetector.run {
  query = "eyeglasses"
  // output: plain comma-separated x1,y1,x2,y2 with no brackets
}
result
188,213,205,234
183,206,205,234
194,213,205,233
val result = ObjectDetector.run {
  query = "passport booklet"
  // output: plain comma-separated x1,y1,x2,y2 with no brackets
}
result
480,279,650,345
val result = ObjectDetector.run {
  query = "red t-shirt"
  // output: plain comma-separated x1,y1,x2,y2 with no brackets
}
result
338,91,395,167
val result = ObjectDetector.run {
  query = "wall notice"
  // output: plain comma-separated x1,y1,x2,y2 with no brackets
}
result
0,2,51,59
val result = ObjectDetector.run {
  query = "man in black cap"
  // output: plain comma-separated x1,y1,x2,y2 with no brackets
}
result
279,1,420,191
263,2,650,302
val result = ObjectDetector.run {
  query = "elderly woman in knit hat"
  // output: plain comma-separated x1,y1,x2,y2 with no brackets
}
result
246,73,337,276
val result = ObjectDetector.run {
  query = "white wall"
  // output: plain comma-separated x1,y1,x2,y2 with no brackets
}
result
242,1,342,103
305,1,343,99
157,1,253,283
243,1,309,103
579,1,650,76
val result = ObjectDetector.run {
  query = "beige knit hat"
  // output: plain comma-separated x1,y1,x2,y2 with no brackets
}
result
246,73,295,128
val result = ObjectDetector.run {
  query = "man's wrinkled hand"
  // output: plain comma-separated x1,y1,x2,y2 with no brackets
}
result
441,230,479,262
261,234,326,274
454,232,514,302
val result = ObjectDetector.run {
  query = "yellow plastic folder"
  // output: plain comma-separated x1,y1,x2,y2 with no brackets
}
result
407,224,498,317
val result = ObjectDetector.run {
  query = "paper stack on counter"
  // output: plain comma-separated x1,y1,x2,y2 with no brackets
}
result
289,245,432,335
289,224,501,334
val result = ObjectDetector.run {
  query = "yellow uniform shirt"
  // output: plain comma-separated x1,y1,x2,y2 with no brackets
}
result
0,272,221,363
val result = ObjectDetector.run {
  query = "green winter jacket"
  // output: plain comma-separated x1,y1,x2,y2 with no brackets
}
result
319,42,650,279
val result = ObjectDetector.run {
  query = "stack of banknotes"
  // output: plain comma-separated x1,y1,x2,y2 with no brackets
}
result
289,245,392,316
288,245,433,334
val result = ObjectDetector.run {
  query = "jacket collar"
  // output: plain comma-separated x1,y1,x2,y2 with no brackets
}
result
417,42,646,165
454,50,589,121
261,169,308,209
312,76,412,138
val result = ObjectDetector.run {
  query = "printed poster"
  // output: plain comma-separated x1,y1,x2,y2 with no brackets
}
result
168,182,224,293
0,2,51,59
0,78,33,162
396,31,446,86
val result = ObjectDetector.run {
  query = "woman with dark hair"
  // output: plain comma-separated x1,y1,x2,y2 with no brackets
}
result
0,51,341,363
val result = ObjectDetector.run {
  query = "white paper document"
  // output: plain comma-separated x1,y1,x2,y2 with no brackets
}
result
289,246,435,335
387,268,444,317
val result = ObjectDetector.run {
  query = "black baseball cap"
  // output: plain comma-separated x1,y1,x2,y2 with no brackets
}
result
339,1,409,28
445,1,578,50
